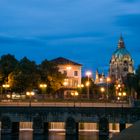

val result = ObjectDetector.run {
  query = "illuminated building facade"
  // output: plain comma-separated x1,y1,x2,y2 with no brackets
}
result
51,57,82,97
109,35,134,82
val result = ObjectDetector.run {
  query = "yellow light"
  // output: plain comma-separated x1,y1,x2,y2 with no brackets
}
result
71,92,74,96
26,91,35,96
66,66,72,70
81,84,84,88
106,77,111,82
63,81,68,86
100,87,105,92
26,92,30,96
71,92,78,96
118,84,121,88
77,84,84,88
75,92,79,96
86,81,90,86
118,92,122,96
123,92,126,96
6,94,11,98
39,84,47,88
2,84,10,88
100,78,103,82
117,97,120,100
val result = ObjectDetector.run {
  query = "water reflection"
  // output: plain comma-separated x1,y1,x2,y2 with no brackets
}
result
1,134,19,140
0,131,118,140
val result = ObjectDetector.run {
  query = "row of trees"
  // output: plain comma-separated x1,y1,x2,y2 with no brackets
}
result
0,54,66,95
0,54,140,99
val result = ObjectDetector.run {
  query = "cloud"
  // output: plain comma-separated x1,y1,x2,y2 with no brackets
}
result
120,0,138,3
0,35,45,47
115,14,140,33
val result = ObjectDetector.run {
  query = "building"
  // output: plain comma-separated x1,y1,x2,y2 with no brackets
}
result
109,35,134,83
51,57,82,97
94,69,106,85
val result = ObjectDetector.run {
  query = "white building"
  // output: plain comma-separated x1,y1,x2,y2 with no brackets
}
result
51,57,82,97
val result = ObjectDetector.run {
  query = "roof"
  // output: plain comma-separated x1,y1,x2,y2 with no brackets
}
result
113,48,130,58
50,57,82,66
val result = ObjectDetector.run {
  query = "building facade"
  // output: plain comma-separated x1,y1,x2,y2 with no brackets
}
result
109,36,134,82
51,57,82,97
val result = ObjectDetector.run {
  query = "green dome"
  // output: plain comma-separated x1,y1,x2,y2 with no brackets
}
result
113,48,130,58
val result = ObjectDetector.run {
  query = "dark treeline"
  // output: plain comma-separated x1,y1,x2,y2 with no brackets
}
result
0,54,66,95
0,54,140,99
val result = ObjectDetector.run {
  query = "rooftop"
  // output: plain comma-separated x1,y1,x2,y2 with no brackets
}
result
51,57,82,66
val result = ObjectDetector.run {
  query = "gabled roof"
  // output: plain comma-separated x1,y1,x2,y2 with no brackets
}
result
51,57,82,66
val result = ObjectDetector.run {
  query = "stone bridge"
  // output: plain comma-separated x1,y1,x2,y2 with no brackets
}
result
0,106,140,136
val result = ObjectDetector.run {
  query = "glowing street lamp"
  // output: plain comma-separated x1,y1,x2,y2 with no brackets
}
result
2,84,10,99
106,77,111,100
2,84,10,88
85,71,92,99
26,91,35,107
100,87,105,93
39,83,47,99
71,91,79,107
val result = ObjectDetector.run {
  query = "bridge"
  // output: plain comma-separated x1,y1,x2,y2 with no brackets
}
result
0,105,140,136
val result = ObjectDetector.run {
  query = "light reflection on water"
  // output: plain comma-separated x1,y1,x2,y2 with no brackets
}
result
0,131,118,140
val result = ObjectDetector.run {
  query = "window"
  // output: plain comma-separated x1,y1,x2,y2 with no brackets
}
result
63,70,67,75
74,71,78,76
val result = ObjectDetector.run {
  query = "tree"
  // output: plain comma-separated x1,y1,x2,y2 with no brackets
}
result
9,57,40,92
0,54,18,83
39,59,65,95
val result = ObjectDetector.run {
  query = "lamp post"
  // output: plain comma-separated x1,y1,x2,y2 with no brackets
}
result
26,91,35,107
39,84,47,99
100,87,105,99
2,84,10,99
71,91,78,107
85,71,92,99
106,77,111,100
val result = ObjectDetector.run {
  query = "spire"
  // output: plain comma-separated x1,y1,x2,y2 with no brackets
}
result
118,34,125,49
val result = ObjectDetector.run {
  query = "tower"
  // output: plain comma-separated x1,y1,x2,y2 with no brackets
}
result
109,35,134,82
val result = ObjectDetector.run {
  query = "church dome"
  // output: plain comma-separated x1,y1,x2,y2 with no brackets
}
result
112,36,131,60
109,35,134,82
113,48,130,59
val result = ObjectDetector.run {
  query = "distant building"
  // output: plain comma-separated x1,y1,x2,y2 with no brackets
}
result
109,35,134,82
51,57,82,97
94,70,106,85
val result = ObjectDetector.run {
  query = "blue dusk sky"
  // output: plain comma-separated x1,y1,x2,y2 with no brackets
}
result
0,0,140,75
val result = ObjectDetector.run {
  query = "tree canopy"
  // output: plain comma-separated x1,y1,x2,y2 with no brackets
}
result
0,54,66,94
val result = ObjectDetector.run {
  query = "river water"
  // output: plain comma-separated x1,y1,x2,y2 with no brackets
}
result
0,130,118,140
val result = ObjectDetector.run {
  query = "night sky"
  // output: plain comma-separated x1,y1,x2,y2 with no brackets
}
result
0,0,140,75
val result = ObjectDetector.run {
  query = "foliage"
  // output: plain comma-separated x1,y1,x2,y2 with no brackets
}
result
0,54,18,83
39,60,66,94
0,54,66,94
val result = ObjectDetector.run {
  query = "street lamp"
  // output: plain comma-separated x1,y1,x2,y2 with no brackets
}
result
106,77,111,100
2,84,10,99
71,91,79,107
39,84,47,99
26,91,35,107
100,87,105,99
85,71,92,99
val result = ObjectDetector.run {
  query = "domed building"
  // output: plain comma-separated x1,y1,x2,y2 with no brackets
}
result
109,36,134,82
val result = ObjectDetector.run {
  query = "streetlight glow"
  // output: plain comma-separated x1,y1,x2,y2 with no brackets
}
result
85,71,92,77
100,87,105,93
39,84,47,88
85,71,92,99
66,66,72,70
